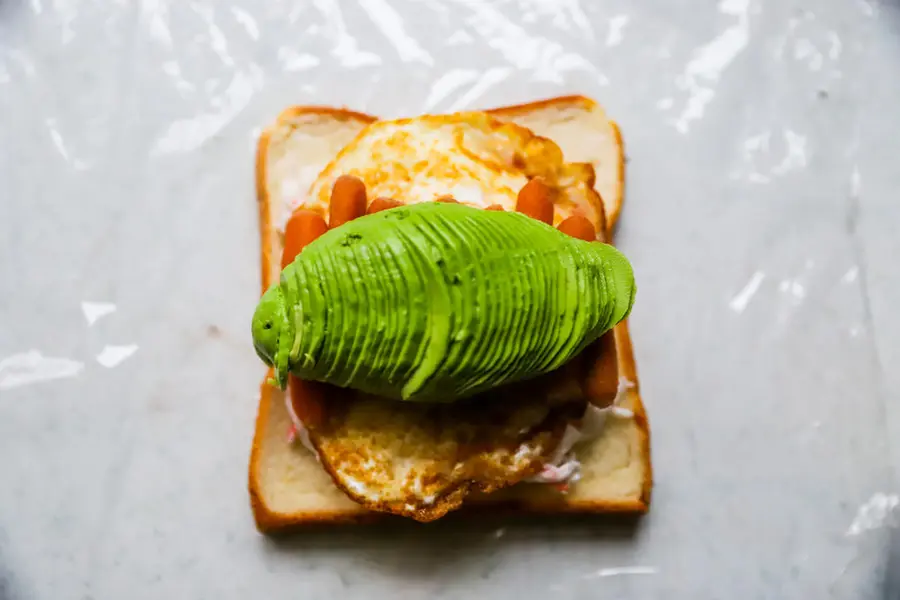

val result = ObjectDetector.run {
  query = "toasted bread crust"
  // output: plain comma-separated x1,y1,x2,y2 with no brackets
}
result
249,98,650,532
614,320,653,508
609,120,626,236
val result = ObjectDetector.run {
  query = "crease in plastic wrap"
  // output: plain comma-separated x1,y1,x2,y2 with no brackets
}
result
1,1,898,599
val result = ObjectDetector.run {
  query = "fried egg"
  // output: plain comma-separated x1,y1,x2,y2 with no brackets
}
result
303,111,605,231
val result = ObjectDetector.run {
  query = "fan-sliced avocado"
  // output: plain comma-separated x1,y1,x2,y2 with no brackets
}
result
251,202,636,402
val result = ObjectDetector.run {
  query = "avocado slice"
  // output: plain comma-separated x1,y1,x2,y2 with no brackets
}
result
455,213,511,395
361,232,404,391
340,232,381,388
395,216,452,401
253,202,636,401
411,209,474,391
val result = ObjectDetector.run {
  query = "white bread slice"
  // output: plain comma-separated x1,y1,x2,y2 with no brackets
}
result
249,98,650,531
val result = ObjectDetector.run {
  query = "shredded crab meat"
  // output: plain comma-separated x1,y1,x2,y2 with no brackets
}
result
530,459,583,488
525,377,635,486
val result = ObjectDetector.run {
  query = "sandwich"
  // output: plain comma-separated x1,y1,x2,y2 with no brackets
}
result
248,96,651,530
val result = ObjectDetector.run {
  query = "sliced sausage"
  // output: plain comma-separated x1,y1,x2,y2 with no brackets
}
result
367,197,403,214
329,175,368,228
557,215,596,242
516,178,554,224
289,377,328,430
584,331,619,408
282,209,328,269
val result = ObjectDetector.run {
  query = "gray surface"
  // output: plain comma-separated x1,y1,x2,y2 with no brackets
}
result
2,1,900,598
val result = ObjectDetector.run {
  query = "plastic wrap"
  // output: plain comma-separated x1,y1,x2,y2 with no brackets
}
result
2,1,899,599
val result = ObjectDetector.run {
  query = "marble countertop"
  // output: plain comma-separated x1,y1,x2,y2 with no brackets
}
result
2,1,899,598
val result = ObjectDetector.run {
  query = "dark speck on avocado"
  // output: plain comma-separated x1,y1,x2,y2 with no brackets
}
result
387,209,410,220
341,233,363,247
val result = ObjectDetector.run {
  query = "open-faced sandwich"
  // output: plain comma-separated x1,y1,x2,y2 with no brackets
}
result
248,96,651,530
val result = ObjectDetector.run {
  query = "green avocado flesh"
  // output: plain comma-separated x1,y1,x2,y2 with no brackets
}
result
251,202,636,402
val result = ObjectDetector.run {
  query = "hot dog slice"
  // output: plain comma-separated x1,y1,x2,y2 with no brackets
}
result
329,175,368,228
289,377,329,430
367,197,403,214
516,178,554,224
583,331,619,408
282,210,328,270
557,215,596,242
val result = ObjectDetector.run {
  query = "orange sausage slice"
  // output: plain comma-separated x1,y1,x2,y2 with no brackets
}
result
282,210,328,270
329,175,367,228
367,197,403,214
557,215,596,242
515,178,554,224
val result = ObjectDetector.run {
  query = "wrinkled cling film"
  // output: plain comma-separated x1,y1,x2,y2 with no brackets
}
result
1,1,897,599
